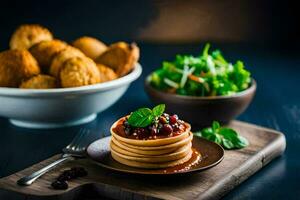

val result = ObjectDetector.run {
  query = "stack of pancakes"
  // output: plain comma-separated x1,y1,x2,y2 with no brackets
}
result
110,121,193,169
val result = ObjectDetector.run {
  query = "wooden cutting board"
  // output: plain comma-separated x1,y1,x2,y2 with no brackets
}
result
0,121,286,200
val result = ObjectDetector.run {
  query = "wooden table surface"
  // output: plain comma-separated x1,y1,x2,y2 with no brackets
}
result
0,121,286,200
0,43,299,200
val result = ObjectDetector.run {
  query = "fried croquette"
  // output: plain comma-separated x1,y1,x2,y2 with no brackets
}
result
97,64,118,82
20,75,57,89
95,42,139,76
49,46,85,78
60,57,100,88
0,50,40,87
29,39,67,72
2,24,141,89
9,24,53,50
72,36,107,60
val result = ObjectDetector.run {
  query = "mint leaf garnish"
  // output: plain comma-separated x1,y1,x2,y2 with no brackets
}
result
152,104,165,117
127,104,165,127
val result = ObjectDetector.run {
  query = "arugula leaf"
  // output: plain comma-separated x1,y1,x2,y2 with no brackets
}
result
202,43,210,58
211,50,227,64
231,60,251,91
127,104,166,127
193,121,249,150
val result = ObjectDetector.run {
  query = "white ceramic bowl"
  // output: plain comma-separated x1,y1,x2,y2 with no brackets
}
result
0,63,142,129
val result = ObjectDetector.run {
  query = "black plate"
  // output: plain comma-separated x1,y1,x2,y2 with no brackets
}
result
86,136,224,175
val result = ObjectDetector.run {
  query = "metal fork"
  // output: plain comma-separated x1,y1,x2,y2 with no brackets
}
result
17,129,90,186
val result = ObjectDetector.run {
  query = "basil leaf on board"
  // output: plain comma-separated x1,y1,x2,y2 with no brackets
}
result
219,128,238,139
193,121,249,150
233,135,249,148
201,127,214,137
209,134,222,144
222,138,235,149
128,108,153,127
219,128,248,149
152,104,165,117
212,121,220,132
193,131,202,137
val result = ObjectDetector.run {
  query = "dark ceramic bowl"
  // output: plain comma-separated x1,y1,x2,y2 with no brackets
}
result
144,76,256,127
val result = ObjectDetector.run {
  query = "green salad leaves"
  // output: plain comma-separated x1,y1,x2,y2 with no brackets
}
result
194,121,249,149
128,104,165,127
150,43,251,96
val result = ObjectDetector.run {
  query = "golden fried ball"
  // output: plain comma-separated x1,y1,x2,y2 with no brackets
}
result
20,74,57,89
9,24,53,50
60,57,100,88
49,46,85,78
96,64,118,82
95,42,139,76
72,36,107,60
29,39,67,72
0,50,40,87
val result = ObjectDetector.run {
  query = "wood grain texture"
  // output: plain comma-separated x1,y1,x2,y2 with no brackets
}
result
0,121,286,200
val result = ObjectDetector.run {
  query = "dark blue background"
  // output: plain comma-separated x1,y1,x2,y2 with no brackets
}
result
0,43,299,199
0,0,300,199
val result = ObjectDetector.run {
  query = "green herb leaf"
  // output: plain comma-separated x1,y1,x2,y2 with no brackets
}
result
219,128,238,139
128,108,153,127
222,138,235,149
193,131,202,137
208,134,222,144
202,43,210,58
201,127,214,137
233,135,249,148
211,50,227,64
152,104,165,117
193,121,249,150
127,104,166,128
212,121,220,132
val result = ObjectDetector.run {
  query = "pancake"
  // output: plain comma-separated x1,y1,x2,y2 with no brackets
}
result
111,139,192,160
110,118,191,147
111,138,180,156
109,114,194,169
111,142,191,163
111,148,193,169
111,132,193,151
